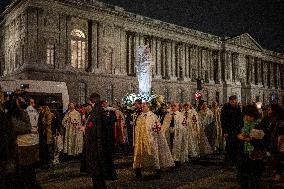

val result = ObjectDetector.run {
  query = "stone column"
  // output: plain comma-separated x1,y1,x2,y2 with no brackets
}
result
201,48,207,80
257,58,262,85
267,62,270,87
176,45,179,79
171,41,177,79
252,57,256,85
235,53,240,83
166,41,172,79
184,45,188,79
217,50,222,83
151,38,157,77
222,51,227,83
280,64,284,89
246,56,251,84
231,53,236,82
270,62,274,88
188,46,192,80
209,49,214,82
133,33,141,75
97,22,104,72
155,39,162,79
180,43,186,80
276,64,280,88
91,21,98,72
126,34,132,75
161,42,166,78
198,47,202,79
227,51,232,83
263,61,267,87
119,29,127,75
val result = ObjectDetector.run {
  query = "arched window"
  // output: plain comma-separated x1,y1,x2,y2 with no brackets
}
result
106,84,114,106
71,29,86,69
78,82,87,105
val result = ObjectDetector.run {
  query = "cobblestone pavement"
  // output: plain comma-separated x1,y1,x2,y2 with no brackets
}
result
37,155,284,189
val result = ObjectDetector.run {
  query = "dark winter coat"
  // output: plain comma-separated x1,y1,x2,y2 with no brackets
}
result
221,103,243,137
0,109,16,166
85,104,117,180
269,117,284,153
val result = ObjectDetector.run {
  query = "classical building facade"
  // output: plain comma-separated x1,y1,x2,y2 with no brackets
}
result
1,0,284,106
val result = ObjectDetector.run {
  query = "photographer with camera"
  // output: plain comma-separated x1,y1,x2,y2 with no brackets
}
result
5,90,41,188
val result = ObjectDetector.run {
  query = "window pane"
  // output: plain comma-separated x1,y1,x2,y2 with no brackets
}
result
78,42,82,68
79,82,86,105
71,29,86,38
46,49,50,65
71,40,77,68
81,42,86,69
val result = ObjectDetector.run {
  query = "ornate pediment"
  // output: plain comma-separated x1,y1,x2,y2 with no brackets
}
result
225,33,263,51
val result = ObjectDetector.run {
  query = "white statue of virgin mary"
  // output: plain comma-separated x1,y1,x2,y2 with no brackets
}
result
136,45,154,96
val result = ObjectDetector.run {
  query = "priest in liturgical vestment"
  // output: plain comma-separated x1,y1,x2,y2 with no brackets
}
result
211,101,223,151
198,101,214,155
133,102,174,179
62,102,83,156
162,103,188,166
182,103,200,157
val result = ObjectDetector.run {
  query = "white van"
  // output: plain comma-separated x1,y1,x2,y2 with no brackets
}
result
0,80,69,112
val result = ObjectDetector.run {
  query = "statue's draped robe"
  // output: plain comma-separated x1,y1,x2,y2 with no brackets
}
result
162,111,188,163
133,111,174,170
62,110,83,156
182,109,200,157
136,46,154,96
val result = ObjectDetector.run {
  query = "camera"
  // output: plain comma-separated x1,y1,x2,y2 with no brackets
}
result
6,91,14,96
20,84,29,90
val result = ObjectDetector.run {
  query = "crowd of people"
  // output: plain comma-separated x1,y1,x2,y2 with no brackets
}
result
0,86,284,189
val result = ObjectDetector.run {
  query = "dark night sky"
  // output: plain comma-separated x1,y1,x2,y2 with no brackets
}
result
1,0,284,53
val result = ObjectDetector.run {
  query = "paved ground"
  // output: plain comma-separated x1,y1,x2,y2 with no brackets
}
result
37,155,284,189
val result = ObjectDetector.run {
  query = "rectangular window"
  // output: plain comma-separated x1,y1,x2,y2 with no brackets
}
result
46,44,55,66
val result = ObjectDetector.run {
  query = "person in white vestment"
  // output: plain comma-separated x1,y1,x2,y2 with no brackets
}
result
62,102,83,156
133,102,174,179
25,98,39,152
26,98,39,133
211,101,223,152
198,101,214,155
182,102,200,158
162,102,188,166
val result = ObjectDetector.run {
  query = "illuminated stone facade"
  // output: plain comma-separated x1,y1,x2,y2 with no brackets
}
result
1,0,284,106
